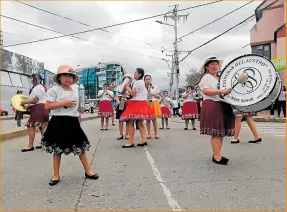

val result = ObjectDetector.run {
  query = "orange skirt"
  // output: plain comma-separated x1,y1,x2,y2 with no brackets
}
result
120,100,155,122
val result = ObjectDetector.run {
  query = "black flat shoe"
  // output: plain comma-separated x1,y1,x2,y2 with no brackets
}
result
192,127,196,130
212,156,229,165
49,178,60,186
184,128,188,130
35,145,42,149
21,147,34,152
85,173,99,180
231,139,240,144
117,135,124,140
249,138,262,143
122,144,135,148
137,142,148,146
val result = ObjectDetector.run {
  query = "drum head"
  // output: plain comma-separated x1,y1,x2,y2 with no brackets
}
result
218,54,277,107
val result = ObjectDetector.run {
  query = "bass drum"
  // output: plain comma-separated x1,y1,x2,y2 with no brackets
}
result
218,54,281,113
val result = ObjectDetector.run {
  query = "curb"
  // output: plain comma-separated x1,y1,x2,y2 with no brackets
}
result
253,118,286,123
0,116,99,142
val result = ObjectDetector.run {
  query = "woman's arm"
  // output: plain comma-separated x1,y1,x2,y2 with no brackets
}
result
45,101,65,110
125,86,136,96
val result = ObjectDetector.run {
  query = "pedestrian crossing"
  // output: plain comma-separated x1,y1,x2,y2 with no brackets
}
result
241,122,286,137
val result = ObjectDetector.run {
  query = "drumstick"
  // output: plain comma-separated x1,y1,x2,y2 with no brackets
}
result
222,72,248,97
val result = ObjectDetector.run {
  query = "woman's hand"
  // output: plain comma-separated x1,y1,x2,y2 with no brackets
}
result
62,100,76,107
220,88,232,95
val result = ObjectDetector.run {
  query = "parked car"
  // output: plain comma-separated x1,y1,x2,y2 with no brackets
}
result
0,108,8,116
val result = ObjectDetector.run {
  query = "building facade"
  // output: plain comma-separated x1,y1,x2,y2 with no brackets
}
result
250,0,286,85
76,62,125,99
0,48,44,114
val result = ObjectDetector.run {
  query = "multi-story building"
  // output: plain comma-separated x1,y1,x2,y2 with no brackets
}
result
250,0,286,85
76,62,125,99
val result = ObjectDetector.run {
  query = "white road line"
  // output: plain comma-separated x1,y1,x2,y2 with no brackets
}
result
144,147,182,211
275,135,286,137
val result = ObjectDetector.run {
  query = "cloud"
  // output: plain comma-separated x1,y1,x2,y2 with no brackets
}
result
2,0,262,88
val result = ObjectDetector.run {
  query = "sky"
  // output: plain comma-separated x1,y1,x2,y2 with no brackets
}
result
2,0,263,89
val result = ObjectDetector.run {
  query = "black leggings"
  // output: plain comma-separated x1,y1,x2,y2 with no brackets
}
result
277,101,286,117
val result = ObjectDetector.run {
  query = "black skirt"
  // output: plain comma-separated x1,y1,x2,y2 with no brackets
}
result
115,103,126,120
41,116,91,155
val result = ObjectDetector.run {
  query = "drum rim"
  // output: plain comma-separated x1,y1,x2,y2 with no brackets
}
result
217,53,278,105
233,74,282,113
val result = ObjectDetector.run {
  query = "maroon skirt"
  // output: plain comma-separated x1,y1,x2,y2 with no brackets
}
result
200,100,235,137
160,106,172,118
25,103,49,128
181,101,198,120
98,100,113,118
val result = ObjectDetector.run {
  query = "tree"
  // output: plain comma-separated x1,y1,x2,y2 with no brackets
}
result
185,67,202,87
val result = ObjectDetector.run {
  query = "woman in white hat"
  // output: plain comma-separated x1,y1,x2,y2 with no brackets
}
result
198,56,235,165
41,65,99,186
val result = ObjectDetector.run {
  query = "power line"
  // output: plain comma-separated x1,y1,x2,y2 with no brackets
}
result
178,0,254,41
179,0,277,63
13,0,166,51
1,15,88,42
5,0,223,48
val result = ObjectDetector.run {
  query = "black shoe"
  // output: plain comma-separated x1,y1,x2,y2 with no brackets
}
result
85,173,99,180
192,127,196,130
21,147,34,152
184,128,188,130
137,142,148,147
117,135,124,140
35,145,42,149
122,144,135,148
212,156,229,165
231,139,240,144
249,138,262,143
49,178,60,186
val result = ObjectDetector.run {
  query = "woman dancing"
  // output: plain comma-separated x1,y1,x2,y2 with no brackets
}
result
41,65,99,186
145,75,161,139
159,91,173,129
97,83,114,130
120,68,155,148
181,86,198,130
199,56,235,165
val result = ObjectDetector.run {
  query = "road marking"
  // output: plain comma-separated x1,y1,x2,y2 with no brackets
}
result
144,147,182,211
275,134,286,137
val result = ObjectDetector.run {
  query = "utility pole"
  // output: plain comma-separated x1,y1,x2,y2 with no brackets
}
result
164,4,189,99
0,30,3,52
165,54,174,99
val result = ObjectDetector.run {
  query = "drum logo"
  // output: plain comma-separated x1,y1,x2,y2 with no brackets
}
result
231,67,262,95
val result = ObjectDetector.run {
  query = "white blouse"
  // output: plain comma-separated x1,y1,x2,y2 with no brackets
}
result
181,92,196,103
98,90,114,101
278,91,286,101
198,74,220,102
130,80,148,101
46,84,79,117
29,84,46,104
148,85,160,102
160,97,172,107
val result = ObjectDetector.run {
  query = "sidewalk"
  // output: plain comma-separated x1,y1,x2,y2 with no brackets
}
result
0,113,99,142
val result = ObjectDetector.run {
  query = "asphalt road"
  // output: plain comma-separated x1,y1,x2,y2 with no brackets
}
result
1,118,285,210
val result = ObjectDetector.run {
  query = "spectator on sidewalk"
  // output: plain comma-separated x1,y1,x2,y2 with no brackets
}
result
277,85,286,118
172,97,181,117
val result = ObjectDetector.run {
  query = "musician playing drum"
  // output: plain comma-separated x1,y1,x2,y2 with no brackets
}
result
159,90,173,129
144,75,161,139
97,83,114,130
181,86,198,130
198,56,234,165
20,73,49,152
120,68,155,148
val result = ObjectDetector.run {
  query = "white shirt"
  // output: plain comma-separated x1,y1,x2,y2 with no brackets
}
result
98,90,114,101
130,80,148,101
29,84,46,104
172,99,179,108
199,74,220,101
278,91,286,101
46,84,79,117
160,96,172,107
181,92,196,103
148,85,160,102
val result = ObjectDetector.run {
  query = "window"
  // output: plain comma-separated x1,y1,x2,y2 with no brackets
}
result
251,44,271,59
20,75,30,88
9,72,23,87
0,71,12,86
